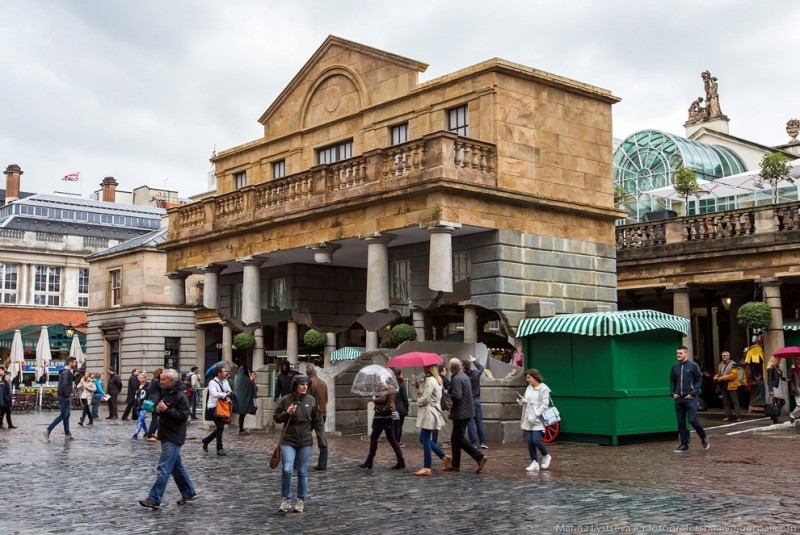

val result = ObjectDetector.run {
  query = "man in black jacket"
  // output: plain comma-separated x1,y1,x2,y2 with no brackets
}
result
106,368,123,419
463,356,488,450
139,368,196,509
44,356,78,442
670,346,709,453
121,369,140,420
443,358,487,474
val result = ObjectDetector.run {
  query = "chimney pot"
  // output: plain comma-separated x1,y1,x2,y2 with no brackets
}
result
3,164,23,205
100,176,119,203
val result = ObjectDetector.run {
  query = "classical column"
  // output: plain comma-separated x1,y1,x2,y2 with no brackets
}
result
427,223,459,292
195,327,206,371
761,278,785,360
222,323,233,361
239,257,263,325
669,284,693,359
462,303,478,344
364,233,395,312
253,327,264,370
19,264,30,305
365,331,378,351
412,307,426,342
166,271,189,306
324,332,336,368
201,264,224,310
287,320,298,364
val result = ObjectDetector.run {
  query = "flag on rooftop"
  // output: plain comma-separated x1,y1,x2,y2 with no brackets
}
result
62,172,80,182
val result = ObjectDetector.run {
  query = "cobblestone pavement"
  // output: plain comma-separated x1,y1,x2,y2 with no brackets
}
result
1,410,798,534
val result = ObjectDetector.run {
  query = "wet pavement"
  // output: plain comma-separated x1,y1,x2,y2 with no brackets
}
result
1,409,798,534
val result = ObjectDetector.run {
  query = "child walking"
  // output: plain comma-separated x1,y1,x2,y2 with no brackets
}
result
132,377,150,439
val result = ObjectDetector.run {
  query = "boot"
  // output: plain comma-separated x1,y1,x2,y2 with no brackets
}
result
358,460,373,469
391,459,405,470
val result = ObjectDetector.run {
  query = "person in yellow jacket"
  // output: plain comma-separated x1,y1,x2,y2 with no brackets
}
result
713,351,741,421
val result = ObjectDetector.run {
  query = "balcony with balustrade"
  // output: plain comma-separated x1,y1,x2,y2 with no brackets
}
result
168,131,497,242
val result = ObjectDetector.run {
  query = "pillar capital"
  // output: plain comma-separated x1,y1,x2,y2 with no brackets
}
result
307,243,341,264
362,232,397,245
423,220,461,234
237,256,266,267
759,277,782,289
199,264,225,274
165,271,190,281
666,284,690,293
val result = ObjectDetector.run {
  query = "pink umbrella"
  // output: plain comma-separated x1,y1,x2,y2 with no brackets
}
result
386,351,443,369
773,346,800,359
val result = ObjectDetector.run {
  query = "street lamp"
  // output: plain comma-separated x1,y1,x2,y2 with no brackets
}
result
65,323,74,338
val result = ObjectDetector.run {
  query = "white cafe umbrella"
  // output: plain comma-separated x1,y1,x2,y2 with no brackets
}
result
35,326,52,383
644,178,750,201
69,334,85,368
8,329,25,392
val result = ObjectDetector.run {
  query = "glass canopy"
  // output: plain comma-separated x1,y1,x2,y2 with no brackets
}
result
614,130,747,222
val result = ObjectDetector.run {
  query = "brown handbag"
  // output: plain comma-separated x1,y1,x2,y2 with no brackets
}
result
215,398,232,423
270,414,292,469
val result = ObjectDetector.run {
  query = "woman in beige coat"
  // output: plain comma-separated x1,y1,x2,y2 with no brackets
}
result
414,364,446,476
78,372,97,426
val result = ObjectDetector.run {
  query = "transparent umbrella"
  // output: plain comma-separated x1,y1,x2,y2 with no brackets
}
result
69,334,85,368
8,329,25,391
350,364,398,397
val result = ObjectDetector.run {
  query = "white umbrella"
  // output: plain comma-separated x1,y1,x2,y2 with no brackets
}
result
8,329,25,392
35,326,52,384
644,177,750,201
69,334,85,368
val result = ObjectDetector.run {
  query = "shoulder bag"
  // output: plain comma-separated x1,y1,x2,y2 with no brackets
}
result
212,379,232,423
270,414,293,469
540,397,561,427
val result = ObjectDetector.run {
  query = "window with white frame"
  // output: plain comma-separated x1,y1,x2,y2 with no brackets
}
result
110,269,121,307
269,277,289,310
230,283,242,318
0,263,18,304
234,171,247,189
390,260,411,303
273,160,286,180
317,140,353,165
78,268,89,307
448,105,468,136
390,123,408,146
453,251,471,283
34,265,61,306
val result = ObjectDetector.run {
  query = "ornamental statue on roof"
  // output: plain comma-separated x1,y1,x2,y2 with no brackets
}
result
686,70,727,125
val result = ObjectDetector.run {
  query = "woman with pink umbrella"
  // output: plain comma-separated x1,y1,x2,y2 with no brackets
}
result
412,364,446,476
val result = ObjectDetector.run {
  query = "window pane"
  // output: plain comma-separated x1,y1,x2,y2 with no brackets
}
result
273,160,286,180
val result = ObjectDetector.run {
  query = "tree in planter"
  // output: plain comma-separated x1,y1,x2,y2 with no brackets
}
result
303,329,326,349
736,301,771,335
756,153,793,205
390,324,417,346
233,332,256,351
672,167,701,214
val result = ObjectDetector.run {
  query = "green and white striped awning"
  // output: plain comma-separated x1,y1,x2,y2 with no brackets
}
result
517,310,690,337
329,346,366,362
784,320,800,332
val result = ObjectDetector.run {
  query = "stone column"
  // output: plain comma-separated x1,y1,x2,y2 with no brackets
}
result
761,278,785,361
412,307,426,342
365,331,378,351
324,332,336,368
195,327,206,371
239,257,263,325
19,264,29,305
253,327,264,370
427,223,459,292
669,284,693,359
462,303,478,344
166,271,189,306
287,320,298,364
363,233,395,312
222,323,233,361
201,265,224,310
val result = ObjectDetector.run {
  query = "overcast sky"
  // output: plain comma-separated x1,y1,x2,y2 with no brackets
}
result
1,1,798,199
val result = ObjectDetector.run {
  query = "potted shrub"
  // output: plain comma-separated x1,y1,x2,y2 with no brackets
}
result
303,329,326,349
736,301,771,331
390,323,417,346
233,332,256,351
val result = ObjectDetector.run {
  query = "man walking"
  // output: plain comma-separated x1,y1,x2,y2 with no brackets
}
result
443,358,487,473
189,366,201,419
139,368,196,509
463,356,488,450
121,369,140,420
670,346,709,452
306,364,328,471
713,351,741,422
106,368,123,419
44,356,78,442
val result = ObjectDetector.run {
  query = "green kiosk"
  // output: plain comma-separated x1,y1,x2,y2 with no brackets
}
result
518,309,689,446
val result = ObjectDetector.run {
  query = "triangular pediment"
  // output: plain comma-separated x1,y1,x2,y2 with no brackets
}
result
258,36,428,134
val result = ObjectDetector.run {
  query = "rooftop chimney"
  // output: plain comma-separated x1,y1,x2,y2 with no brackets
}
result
3,164,22,205
100,176,118,203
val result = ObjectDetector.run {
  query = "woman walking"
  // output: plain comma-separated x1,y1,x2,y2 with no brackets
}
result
235,364,255,436
91,372,107,420
274,375,326,513
202,365,232,456
414,364,447,476
144,368,163,441
517,368,552,472
78,371,96,426
767,357,787,423
359,382,405,470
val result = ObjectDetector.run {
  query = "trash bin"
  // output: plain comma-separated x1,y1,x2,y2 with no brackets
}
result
517,310,689,445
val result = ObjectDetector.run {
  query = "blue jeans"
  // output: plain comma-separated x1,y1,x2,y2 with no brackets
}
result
419,428,446,468
147,441,195,504
467,398,487,446
47,397,72,436
281,444,312,501
675,397,707,448
91,394,101,418
523,430,549,461
133,410,149,437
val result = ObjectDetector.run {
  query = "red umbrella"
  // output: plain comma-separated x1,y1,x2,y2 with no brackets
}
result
773,346,800,358
386,351,443,368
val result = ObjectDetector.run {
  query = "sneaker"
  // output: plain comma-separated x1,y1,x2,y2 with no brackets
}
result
65,434,75,440
132,435,138,440
673,445,689,453
526,461,540,472
78,420,84,427
238,430,250,436
139,498,160,509
701,437,710,450
43,430,51,443
790,415,796,424
293,499,304,513
278,498,292,513
480,443,489,450
177,493,197,506
721,417,730,422
541,454,552,469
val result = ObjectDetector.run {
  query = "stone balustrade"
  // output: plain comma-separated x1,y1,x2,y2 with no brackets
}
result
616,200,800,250
169,132,497,239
